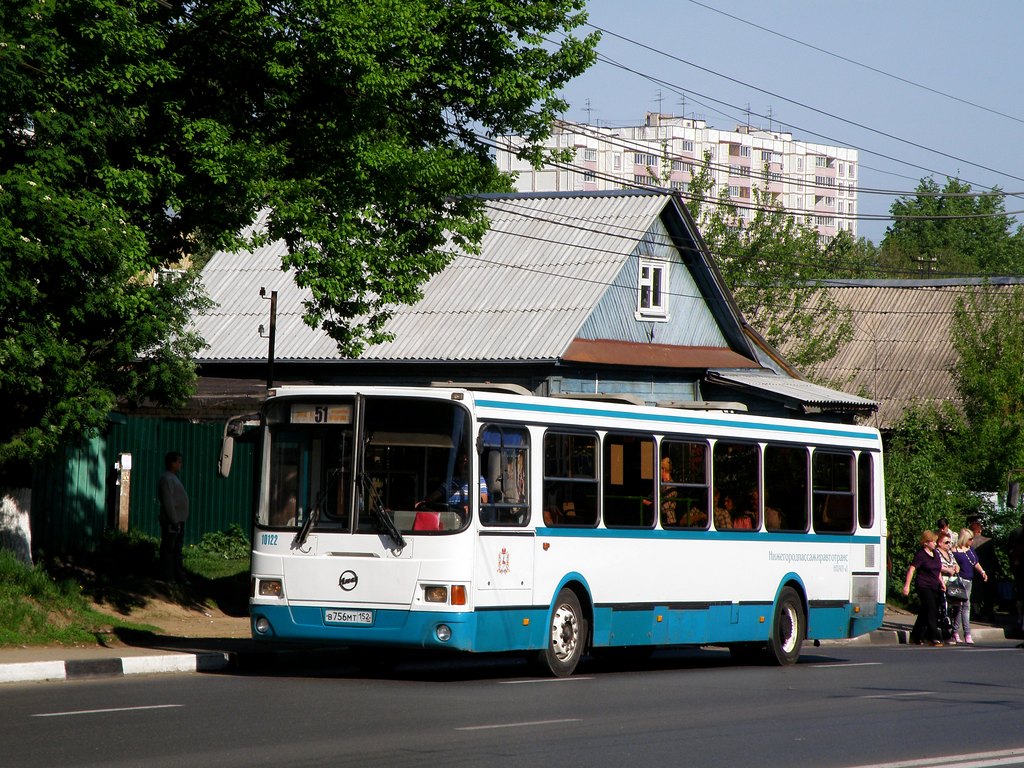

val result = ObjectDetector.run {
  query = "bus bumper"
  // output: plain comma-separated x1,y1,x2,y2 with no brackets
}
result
250,604,548,652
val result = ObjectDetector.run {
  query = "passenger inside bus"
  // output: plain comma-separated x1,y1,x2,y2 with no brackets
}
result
680,503,708,527
713,491,732,530
657,457,678,526
414,452,488,529
734,490,760,530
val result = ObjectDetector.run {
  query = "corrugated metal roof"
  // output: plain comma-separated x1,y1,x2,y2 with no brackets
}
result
195,191,671,363
708,370,876,409
777,278,1024,429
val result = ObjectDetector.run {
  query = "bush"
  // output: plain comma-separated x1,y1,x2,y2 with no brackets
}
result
191,524,251,560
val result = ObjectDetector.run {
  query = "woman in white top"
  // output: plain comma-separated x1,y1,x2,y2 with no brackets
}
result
936,532,961,644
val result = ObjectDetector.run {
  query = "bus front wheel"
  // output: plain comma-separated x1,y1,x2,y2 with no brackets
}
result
537,588,587,677
767,587,804,666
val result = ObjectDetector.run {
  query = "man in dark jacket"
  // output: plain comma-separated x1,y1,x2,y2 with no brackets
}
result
158,451,190,584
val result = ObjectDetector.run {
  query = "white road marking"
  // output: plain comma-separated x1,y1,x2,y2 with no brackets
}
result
860,691,936,699
810,662,883,668
457,718,582,731
841,747,1024,768
32,704,183,718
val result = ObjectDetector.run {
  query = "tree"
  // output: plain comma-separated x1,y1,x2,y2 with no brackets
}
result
950,285,1024,490
683,152,864,368
882,403,971,595
0,0,598,465
881,177,1024,275
883,285,1024,590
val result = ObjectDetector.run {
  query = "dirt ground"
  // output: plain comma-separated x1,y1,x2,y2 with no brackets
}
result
90,594,252,640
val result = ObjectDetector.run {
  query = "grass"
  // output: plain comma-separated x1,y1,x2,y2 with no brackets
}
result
0,526,251,648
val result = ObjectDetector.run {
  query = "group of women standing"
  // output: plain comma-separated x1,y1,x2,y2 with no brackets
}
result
902,526,988,645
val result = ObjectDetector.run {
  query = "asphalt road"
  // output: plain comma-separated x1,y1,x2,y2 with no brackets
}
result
4,641,1023,768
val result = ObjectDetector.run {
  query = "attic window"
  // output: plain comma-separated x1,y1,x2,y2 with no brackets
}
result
636,260,669,321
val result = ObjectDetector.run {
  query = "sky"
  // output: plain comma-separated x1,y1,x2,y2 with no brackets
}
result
553,0,1024,245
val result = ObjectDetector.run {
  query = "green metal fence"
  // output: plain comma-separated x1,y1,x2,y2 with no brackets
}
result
31,414,255,554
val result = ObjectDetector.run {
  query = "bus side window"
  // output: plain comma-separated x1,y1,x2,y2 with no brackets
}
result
812,450,854,534
602,433,656,529
857,452,874,529
712,441,758,531
543,432,598,527
479,425,530,527
764,444,808,532
660,439,710,529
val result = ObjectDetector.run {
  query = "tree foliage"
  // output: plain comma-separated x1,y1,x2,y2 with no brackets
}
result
884,286,1024,588
0,0,597,465
882,403,970,594
682,152,866,368
950,286,1024,489
880,177,1024,275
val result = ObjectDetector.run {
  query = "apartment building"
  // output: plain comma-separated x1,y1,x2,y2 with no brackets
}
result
496,112,859,240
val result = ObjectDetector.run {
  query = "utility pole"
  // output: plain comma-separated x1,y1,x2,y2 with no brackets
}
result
259,287,278,389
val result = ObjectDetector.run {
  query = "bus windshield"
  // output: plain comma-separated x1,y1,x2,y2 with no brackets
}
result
261,395,475,535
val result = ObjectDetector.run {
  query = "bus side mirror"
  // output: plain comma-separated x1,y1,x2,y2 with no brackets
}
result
1009,481,1020,510
219,435,235,478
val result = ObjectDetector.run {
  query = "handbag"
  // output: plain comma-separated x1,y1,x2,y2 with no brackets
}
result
946,575,968,602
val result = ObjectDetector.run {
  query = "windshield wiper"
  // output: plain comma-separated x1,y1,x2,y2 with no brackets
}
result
293,494,321,550
360,474,406,550
293,469,341,550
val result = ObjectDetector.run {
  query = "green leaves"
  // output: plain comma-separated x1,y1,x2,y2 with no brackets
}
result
885,286,1024,586
951,286,1024,488
882,177,1024,275
1,0,597,465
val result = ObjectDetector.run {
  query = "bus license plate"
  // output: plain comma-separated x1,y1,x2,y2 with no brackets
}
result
324,609,374,626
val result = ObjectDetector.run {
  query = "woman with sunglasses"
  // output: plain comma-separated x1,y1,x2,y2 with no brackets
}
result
936,533,961,644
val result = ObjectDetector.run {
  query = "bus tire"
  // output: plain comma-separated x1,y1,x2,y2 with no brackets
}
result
767,587,804,666
537,588,587,677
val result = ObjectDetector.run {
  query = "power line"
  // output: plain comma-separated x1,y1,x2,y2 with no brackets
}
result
587,25,1024,187
481,193,1024,282
535,115,1022,201
588,47,1022,198
683,0,1024,128
487,131,1024,226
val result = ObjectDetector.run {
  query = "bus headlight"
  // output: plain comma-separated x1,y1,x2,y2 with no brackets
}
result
258,578,283,598
436,624,452,642
254,616,272,635
424,586,448,603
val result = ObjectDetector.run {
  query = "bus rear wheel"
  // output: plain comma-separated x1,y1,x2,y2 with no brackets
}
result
767,587,804,666
537,588,587,677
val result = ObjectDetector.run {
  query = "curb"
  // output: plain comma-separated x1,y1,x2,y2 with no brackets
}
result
0,651,230,685
822,626,1016,648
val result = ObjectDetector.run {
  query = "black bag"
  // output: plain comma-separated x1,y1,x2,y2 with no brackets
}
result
938,595,953,639
946,576,968,602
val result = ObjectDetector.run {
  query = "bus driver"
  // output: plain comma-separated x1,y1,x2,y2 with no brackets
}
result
414,452,488,529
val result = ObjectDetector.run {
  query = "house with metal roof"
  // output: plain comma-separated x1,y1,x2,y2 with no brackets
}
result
23,190,878,556
781,277,1024,430
194,190,874,423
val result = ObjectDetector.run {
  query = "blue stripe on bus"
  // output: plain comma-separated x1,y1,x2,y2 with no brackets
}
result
474,398,880,444
251,604,548,653
251,598,885,652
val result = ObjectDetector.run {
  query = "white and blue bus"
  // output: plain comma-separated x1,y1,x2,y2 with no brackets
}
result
241,385,885,675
